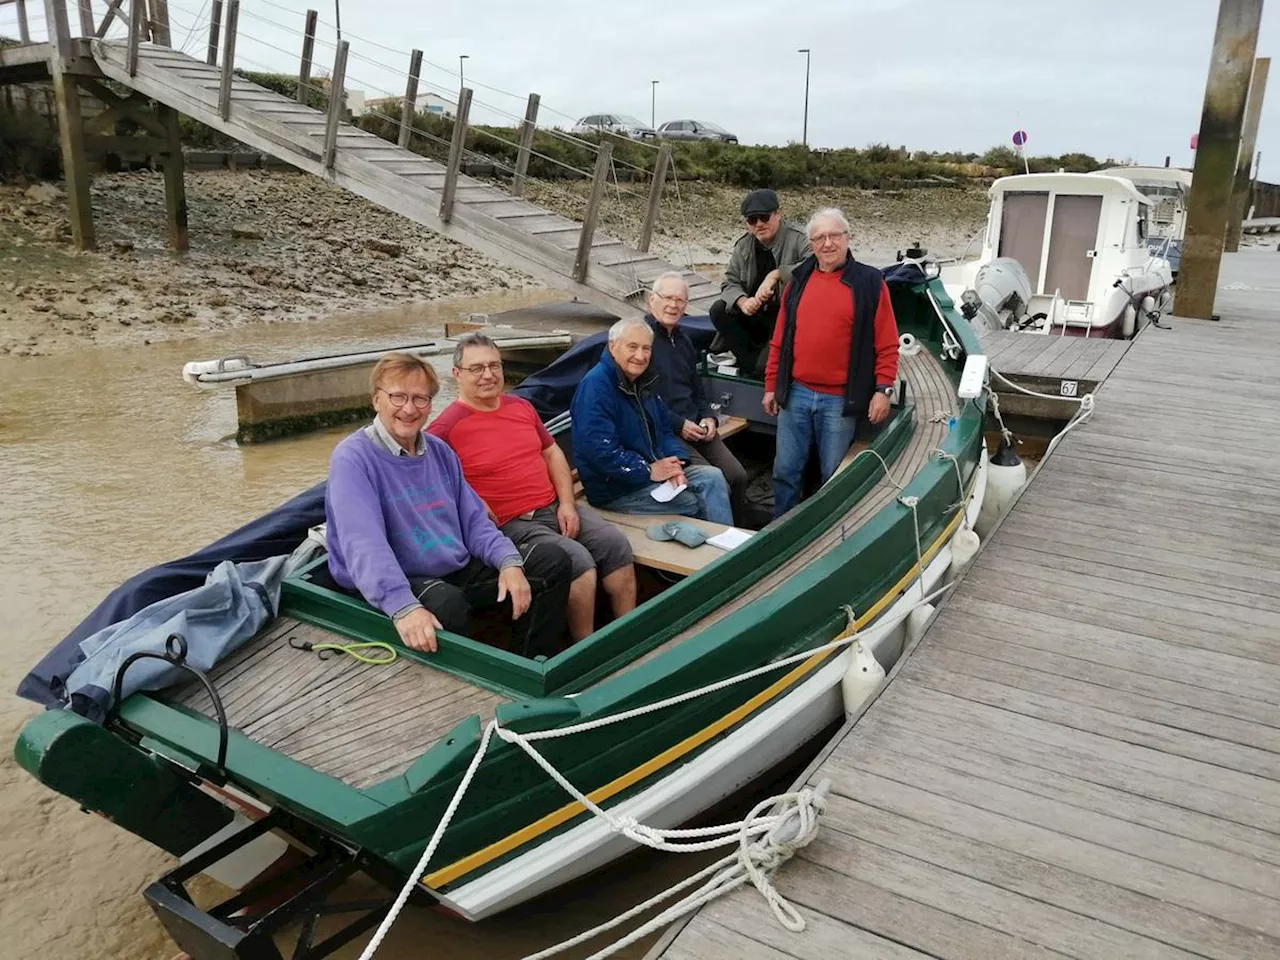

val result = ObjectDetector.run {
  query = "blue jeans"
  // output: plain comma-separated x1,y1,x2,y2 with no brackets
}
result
773,382,858,518
599,464,734,525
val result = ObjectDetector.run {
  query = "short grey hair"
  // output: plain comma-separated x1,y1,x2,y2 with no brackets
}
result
452,331,499,367
650,271,688,296
608,318,654,343
806,207,851,239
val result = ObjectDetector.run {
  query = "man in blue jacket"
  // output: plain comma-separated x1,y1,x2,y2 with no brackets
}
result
645,272,748,521
571,319,733,524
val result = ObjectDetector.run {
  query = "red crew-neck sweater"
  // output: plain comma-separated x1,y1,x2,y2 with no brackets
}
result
764,270,899,396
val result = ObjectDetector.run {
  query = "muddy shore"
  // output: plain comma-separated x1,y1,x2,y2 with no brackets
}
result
1,171,993,357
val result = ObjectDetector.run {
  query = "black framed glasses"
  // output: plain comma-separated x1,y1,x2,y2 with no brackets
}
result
459,361,503,376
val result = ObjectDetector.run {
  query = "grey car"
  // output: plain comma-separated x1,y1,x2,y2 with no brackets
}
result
657,119,739,143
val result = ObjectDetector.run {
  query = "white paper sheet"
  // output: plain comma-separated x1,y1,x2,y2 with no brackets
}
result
650,480,687,503
705,527,754,550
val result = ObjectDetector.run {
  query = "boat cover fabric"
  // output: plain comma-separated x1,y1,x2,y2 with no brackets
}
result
512,313,717,418
62,556,288,724
17,483,327,712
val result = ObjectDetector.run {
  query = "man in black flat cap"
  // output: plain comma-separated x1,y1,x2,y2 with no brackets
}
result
708,188,810,378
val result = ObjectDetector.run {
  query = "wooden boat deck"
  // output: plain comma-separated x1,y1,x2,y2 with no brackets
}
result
651,250,1280,960
171,618,506,789
609,348,957,679
170,349,957,789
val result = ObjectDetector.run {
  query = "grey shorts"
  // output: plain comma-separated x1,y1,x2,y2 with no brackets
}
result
501,505,633,580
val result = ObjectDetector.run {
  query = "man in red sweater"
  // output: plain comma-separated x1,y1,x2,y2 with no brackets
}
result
763,207,900,517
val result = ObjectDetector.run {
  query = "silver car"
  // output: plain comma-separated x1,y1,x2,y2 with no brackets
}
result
572,114,657,140
657,119,738,144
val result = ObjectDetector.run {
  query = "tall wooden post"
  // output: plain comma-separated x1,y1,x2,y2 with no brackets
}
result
78,0,95,37
638,144,671,253
206,0,223,66
1178,0,1264,319
218,0,239,120
16,0,30,42
322,40,350,170
440,86,473,222
126,0,142,76
398,49,423,149
297,9,317,104
1225,57,1270,252
574,142,612,282
150,0,171,45
511,92,540,197
43,0,95,249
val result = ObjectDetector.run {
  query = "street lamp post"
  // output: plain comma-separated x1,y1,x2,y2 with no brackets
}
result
459,53,469,88
651,79,659,129
797,48,810,147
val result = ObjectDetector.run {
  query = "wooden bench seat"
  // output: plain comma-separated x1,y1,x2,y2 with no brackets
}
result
587,509,747,576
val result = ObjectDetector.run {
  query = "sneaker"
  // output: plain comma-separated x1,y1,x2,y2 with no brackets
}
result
707,351,735,365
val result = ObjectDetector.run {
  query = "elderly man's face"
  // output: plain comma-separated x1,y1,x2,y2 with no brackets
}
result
372,368,434,449
809,216,850,271
608,325,653,381
747,209,781,244
648,279,688,329
454,344,504,404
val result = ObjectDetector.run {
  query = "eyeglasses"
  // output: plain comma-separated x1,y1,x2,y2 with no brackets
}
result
377,388,433,409
654,292,688,306
459,361,503,376
809,231,849,245
745,213,775,226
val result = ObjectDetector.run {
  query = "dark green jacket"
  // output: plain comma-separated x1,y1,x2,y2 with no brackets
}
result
718,220,809,310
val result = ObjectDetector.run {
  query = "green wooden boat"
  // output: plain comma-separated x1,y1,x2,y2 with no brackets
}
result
14,275,989,957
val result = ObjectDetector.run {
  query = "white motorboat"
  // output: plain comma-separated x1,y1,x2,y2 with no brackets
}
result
941,172,1174,339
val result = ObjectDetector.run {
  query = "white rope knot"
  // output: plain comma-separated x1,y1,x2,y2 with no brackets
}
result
738,780,830,932
897,495,919,509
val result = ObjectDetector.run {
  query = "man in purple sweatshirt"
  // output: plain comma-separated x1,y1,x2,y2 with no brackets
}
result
324,352,571,658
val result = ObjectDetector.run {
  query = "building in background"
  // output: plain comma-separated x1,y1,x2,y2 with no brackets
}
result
363,91,456,119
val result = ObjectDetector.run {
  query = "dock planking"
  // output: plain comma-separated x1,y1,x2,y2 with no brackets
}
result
981,329,1130,420
650,249,1280,959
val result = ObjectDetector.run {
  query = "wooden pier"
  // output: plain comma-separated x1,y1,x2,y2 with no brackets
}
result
981,330,1130,420
650,250,1280,960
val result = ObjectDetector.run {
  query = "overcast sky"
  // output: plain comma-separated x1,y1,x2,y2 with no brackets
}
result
9,0,1280,177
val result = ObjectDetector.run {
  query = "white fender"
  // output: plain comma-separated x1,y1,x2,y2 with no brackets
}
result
841,640,886,715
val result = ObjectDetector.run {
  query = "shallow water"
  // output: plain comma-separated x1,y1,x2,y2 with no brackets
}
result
1,289,781,959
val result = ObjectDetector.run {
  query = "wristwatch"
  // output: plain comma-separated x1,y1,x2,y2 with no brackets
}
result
874,385,893,396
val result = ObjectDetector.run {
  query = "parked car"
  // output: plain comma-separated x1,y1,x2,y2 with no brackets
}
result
657,119,739,143
572,114,657,140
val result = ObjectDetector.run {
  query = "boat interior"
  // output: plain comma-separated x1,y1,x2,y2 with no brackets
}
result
168,288,964,792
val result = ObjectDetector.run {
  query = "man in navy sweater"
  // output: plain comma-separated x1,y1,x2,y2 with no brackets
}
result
644,272,748,521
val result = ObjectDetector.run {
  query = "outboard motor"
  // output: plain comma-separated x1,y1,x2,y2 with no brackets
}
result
959,258,1033,333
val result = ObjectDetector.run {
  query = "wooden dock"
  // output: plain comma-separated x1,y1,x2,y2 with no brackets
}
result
650,249,1280,959
981,330,1131,420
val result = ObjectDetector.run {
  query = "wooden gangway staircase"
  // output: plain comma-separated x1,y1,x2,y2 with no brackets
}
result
2,0,721,316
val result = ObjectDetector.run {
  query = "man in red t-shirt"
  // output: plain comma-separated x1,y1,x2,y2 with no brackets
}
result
762,207,900,518
429,333,636,640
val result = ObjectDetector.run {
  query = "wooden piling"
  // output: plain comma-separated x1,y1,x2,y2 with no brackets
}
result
150,0,171,45
511,92,540,198
1225,57,1270,252
398,49,423,149
206,0,222,66
16,0,30,42
440,86,474,222
1178,0,1263,319
322,40,349,170
158,105,188,251
126,0,142,76
638,144,671,253
78,0,94,37
42,0,95,249
297,9,317,104
218,0,239,120
574,142,612,282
